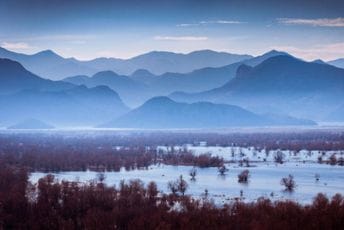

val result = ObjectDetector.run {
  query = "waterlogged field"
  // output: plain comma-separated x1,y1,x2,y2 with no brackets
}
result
157,145,343,162
30,144,344,204
30,163,344,204
1,129,343,205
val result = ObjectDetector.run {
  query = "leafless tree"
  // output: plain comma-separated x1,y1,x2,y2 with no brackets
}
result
218,165,228,176
281,174,296,192
189,168,197,181
238,170,250,183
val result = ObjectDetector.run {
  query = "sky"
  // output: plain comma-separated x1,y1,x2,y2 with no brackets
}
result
0,0,343,61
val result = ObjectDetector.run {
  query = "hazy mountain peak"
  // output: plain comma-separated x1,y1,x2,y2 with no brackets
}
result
257,54,299,67
34,49,61,58
131,69,155,77
188,49,222,55
135,50,178,58
92,70,120,78
312,59,327,64
261,50,289,58
236,64,253,77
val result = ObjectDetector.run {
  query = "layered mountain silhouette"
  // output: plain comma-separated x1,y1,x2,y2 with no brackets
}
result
100,97,316,129
147,50,289,95
129,69,156,84
170,55,344,121
0,59,129,126
0,48,97,80
63,50,289,106
114,50,252,75
1,48,343,127
0,58,74,94
63,70,150,106
0,47,251,80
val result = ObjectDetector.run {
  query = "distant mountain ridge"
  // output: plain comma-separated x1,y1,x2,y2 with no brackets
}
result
170,55,344,121
0,47,251,80
0,58,129,126
0,47,97,80
1,48,343,127
100,96,316,129
148,50,289,95
63,50,289,106
0,58,74,94
63,70,151,106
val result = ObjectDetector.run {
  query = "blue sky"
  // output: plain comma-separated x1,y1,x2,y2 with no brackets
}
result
0,0,343,60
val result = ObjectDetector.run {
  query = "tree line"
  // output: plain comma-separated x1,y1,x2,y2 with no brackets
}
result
0,163,343,229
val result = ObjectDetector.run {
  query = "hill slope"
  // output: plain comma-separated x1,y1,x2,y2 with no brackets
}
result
0,58,74,94
0,59,130,126
328,58,344,69
170,55,344,120
63,71,150,106
149,50,289,95
101,97,315,129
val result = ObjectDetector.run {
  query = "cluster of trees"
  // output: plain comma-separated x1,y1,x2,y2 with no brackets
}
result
238,170,250,183
0,135,226,172
0,147,224,173
1,163,344,229
167,175,189,196
1,130,343,152
281,175,297,192
0,145,157,172
161,151,224,168
317,153,344,166
328,154,344,166
0,132,342,175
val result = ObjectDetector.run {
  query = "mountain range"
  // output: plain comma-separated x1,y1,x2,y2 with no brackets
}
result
0,58,129,126
0,47,343,128
63,71,151,106
63,50,290,106
100,97,315,129
0,47,251,80
170,55,344,121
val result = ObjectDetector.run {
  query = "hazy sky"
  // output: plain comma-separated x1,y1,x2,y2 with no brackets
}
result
0,0,343,60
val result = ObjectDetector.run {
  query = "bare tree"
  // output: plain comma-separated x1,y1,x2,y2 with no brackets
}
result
238,170,250,183
189,167,197,181
177,175,188,196
218,165,228,176
274,151,285,164
329,154,337,165
147,181,158,200
167,181,178,195
281,174,296,192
